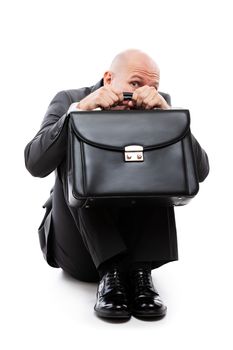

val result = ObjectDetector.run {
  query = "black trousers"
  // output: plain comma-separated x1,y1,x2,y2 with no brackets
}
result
51,176,178,282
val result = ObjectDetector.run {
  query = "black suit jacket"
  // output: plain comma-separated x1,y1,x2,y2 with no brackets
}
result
24,78,210,237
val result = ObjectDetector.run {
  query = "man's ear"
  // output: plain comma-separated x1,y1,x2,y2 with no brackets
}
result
103,71,113,85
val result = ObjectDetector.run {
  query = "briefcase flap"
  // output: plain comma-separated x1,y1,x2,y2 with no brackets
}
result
69,109,190,150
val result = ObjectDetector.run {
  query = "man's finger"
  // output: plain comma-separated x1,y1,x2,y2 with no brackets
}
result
132,91,143,107
108,87,124,102
132,86,152,107
143,90,158,109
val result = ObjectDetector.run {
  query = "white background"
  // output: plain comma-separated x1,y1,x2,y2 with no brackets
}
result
0,0,232,349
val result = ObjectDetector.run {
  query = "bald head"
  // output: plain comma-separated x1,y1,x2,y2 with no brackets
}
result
109,49,160,76
104,49,160,93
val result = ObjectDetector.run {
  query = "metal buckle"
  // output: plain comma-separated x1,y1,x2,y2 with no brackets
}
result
124,145,144,162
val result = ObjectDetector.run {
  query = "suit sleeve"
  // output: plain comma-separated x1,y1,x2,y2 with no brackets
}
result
167,94,210,183
191,133,210,183
24,90,72,178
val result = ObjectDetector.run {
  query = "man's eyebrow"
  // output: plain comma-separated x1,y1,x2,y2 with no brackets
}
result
130,75,144,80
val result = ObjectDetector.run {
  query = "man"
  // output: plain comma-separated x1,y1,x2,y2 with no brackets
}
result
24,49,209,320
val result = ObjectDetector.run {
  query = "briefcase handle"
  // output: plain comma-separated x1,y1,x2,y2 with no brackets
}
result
123,92,133,100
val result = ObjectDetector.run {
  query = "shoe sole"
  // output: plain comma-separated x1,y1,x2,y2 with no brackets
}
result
132,307,167,318
94,306,131,319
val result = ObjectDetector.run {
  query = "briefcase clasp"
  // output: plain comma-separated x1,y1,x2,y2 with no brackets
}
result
124,145,144,162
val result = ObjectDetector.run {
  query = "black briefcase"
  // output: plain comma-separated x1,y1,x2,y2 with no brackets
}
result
66,109,199,208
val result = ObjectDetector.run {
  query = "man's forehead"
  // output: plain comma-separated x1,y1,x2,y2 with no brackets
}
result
126,61,159,77
129,72,159,79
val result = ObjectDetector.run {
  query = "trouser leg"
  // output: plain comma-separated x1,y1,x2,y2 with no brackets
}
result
116,205,179,270
51,178,99,282
51,176,127,281
69,205,128,269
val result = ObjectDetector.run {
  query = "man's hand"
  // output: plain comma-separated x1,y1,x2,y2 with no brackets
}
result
128,85,170,110
78,86,124,110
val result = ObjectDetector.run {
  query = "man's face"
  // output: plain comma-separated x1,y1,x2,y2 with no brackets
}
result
104,58,160,110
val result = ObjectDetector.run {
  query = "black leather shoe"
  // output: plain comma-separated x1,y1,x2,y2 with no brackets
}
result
129,267,167,317
94,266,131,319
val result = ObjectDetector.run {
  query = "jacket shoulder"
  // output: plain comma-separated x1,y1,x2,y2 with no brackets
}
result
62,86,94,103
159,91,171,106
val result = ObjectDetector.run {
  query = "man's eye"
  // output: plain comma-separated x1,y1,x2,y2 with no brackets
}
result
130,81,140,87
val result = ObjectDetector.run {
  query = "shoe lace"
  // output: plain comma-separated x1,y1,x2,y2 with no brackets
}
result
106,267,126,294
132,268,158,295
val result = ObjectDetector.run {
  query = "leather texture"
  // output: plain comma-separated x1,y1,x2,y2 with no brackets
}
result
129,267,167,317
94,267,131,318
67,109,199,208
